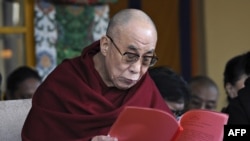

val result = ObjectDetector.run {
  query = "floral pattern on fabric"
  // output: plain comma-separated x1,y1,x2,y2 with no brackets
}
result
56,5,94,64
35,1,57,79
35,0,115,79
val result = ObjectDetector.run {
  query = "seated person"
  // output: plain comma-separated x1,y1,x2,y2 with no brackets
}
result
21,9,172,141
221,51,250,113
149,66,191,119
4,66,42,100
224,51,250,124
186,75,219,111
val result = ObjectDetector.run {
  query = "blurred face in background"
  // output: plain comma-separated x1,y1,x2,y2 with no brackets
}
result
188,84,219,111
12,78,41,99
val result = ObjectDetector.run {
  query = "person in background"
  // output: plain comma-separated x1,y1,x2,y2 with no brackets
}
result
225,51,250,124
149,66,191,120
4,66,42,100
22,9,172,141
186,75,219,111
221,51,250,113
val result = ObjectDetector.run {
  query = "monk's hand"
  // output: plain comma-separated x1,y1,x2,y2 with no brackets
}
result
91,135,118,141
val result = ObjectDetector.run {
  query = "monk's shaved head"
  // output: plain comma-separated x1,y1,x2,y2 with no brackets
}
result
106,9,157,38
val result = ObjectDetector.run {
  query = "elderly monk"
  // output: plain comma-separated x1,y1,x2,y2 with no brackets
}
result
22,8,172,141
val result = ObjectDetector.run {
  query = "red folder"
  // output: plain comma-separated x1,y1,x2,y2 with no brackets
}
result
108,106,228,141
108,106,183,141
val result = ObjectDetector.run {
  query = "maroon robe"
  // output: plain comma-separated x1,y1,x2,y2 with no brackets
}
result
22,41,172,141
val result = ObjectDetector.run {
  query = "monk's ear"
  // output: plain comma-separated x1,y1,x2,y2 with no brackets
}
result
100,36,109,56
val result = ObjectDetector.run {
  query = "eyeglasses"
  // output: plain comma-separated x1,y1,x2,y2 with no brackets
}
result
106,35,158,67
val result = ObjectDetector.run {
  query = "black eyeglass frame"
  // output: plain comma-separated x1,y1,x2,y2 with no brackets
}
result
106,35,158,67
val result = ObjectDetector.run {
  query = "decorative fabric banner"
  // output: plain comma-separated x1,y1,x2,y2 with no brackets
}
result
35,0,116,79
55,5,94,64
55,4,110,64
35,1,57,80
92,5,110,41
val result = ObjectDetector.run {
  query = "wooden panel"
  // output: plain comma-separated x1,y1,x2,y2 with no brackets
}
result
24,0,35,67
0,27,27,33
142,1,180,73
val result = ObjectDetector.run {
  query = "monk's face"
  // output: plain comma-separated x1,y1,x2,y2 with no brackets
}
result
188,84,219,111
103,21,157,90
